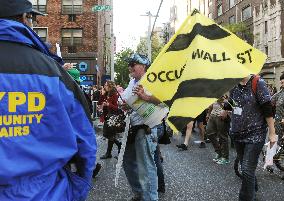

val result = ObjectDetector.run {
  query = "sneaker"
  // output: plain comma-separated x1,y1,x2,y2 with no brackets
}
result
205,138,211,143
199,142,206,148
92,163,102,178
213,154,221,162
216,158,230,165
176,143,188,150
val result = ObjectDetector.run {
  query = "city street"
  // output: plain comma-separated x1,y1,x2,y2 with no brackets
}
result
88,128,284,201
2,1,284,201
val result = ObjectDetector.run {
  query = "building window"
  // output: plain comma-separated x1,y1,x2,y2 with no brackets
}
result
229,0,235,9
61,29,83,46
68,14,76,22
34,28,48,42
229,15,235,24
255,5,260,16
31,0,47,13
265,46,268,55
265,21,268,34
217,4,222,17
68,46,77,53
62,0,83,14
242,5,251,21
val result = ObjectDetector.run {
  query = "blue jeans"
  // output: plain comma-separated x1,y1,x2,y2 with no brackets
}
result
123,127,158,201
234,141,265,201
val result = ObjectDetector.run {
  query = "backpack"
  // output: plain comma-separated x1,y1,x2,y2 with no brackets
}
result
251,75,260,95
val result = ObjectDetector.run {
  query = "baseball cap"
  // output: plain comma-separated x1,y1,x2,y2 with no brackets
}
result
0,0,46,18
125,53,151,67
67,68,82,83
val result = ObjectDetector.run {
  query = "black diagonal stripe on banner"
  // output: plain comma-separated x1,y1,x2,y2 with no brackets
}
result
168,116,195,131
166,23,230,52
164,78,242,107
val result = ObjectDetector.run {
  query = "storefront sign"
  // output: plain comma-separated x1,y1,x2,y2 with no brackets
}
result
79,62,88,72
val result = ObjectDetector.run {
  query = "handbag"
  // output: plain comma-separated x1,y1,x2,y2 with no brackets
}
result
105,109,126,133
158,119,171,145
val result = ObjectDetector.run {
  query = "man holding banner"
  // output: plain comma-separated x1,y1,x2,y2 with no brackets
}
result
122,53,167,201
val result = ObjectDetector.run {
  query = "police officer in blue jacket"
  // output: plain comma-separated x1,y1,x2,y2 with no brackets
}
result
0,1,97,200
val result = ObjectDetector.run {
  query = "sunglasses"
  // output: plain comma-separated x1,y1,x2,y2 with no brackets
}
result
129,62,138,68
26,13,33,19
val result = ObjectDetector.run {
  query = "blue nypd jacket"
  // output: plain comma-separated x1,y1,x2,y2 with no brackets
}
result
0,20,97,201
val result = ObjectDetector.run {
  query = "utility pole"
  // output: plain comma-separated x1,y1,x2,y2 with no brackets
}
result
141,0,163,62
141,11,156,62
147,12,152,62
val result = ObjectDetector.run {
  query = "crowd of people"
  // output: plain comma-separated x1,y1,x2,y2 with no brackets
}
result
90,61,283,201
0,1,283,201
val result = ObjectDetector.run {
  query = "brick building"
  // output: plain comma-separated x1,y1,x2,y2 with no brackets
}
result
32,0,99,86
210,0,259,45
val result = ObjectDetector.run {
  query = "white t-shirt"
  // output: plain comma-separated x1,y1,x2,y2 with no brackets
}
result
122,79,145,126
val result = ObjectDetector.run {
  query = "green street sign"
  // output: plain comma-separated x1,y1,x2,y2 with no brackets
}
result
92,5,112,12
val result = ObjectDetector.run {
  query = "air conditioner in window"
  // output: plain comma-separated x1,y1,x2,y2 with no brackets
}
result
68,46,77,53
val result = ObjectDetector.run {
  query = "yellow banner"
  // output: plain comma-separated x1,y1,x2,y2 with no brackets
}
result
140,9,267,132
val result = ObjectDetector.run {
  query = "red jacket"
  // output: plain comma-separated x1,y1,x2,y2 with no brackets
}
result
98,92,118,122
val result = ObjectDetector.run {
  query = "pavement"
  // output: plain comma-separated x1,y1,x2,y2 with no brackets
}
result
88,126,284,201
